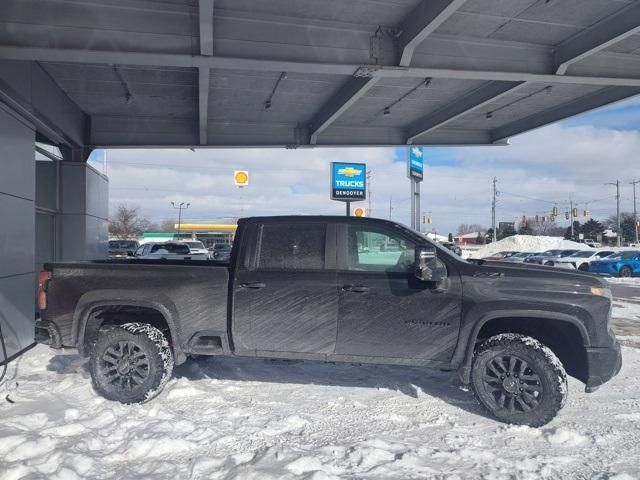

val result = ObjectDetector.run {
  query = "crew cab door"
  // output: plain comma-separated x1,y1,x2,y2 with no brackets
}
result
232,221,338,356
334,222,462,363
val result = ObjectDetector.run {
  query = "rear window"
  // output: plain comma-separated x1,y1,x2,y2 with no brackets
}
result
109,241,138,249
184,242,205,249
256,223,325,270
150,243,190,254
214,244,231,250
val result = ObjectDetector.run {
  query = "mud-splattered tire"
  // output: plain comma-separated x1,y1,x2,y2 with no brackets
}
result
90,323,174,403
471,334,567,427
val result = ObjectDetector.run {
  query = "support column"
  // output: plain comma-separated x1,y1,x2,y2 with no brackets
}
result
59,161,109,261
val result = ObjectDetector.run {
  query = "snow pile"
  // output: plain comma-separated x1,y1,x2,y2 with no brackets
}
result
1,342,639,479
472,235,590,259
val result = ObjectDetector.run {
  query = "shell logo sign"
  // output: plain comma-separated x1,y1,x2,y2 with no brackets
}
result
353,207,366,217
234,170,249,187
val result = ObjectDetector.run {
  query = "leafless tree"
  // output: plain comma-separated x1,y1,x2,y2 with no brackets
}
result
456,223,486,235
108,204,151,239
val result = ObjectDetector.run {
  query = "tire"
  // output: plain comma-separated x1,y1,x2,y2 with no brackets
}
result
471,334,568,427
89,323,174,403
578,263,589,272
620,266,632,278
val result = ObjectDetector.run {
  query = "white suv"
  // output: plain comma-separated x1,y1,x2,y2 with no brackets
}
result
552,249,617,271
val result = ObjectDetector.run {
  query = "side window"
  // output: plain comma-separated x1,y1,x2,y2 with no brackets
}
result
134,245,145,256
347,225,415,273
256,223,326,270
597,251,613,258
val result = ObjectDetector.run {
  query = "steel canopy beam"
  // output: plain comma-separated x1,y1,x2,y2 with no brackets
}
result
198,0,214,145
399,0,467,67
405,80,524,143
491,86,640,142
555,3,640,75
3,46,640,87
308,75,380,144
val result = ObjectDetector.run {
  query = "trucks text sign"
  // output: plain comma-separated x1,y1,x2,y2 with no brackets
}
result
408,146,424,180
331,162,366,201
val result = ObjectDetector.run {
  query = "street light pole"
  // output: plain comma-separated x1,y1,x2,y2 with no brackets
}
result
607,181,621,247
171,201,190,236
631,180,640,244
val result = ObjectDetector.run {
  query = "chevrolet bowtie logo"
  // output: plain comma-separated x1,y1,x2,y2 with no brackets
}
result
338,167,362,177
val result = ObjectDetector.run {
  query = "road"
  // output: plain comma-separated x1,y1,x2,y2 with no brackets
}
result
610,282,640,347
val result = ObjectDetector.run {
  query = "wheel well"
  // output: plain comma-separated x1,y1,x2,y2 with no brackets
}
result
475,317,588,384
82,306,172,357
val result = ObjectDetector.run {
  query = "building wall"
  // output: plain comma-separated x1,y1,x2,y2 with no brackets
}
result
59,162,109,261
0,104,36,361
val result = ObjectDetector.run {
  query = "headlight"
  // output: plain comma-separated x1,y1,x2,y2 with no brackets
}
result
591,287,612,300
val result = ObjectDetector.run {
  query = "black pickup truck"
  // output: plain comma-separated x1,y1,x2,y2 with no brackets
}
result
36,216,621,426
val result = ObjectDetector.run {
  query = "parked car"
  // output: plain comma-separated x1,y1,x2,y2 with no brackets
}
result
551,249,617,271
108,240,139,258
590,250,640,277
35,216,621,427
181,240,210,258
502,252,539,263
133,242,209,261
209,243,232,261
482,251,518,261
524,249,582,266
583,239,602,248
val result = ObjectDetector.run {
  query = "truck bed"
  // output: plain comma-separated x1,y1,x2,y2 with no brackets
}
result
40,260,230,362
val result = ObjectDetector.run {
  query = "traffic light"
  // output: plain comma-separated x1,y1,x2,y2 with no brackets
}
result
584,210,590,217
572,208,578,218
522,215,527,224
535,215,539,224
552,207,558,216
565,212,570,220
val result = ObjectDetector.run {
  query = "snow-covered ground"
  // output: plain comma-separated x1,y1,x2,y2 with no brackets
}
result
471,235,590,259
1,340,640,479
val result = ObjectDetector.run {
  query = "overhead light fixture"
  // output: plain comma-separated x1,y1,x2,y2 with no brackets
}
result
381,77,432,118
484,85,553,120
263,72,287,111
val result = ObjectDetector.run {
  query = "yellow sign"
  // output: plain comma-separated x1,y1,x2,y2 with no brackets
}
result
234,170,249,187
353,207,366,217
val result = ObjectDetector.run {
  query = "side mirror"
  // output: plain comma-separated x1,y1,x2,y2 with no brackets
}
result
415,246,447,282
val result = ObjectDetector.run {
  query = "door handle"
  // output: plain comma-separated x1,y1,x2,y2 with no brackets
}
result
473,272,504,278
342,284,370,293
239,282,266,289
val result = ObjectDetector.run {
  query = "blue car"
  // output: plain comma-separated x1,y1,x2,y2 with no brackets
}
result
590,250,640,277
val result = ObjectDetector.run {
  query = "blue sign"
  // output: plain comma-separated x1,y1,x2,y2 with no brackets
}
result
408,146,424,180
331,162,366,201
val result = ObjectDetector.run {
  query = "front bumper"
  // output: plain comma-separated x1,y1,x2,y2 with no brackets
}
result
584,341,622,392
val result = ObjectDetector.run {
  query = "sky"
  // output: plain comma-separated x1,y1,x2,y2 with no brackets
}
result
88,97,640,236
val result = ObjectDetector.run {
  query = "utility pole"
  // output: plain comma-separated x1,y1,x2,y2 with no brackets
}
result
491,177,497,242
367,170,372,217
171,201,190,236
631,180,640,243
388,196,393,220
607,181,621,246
570,199,574,240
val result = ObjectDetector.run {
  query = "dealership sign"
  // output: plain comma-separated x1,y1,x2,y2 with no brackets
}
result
330,162,366,201
408,146,424,180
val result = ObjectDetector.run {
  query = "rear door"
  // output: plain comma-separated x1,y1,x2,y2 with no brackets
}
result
334,222,462,362
232,221,339,356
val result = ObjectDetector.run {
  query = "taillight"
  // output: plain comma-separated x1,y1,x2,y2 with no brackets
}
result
38,271,51,311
